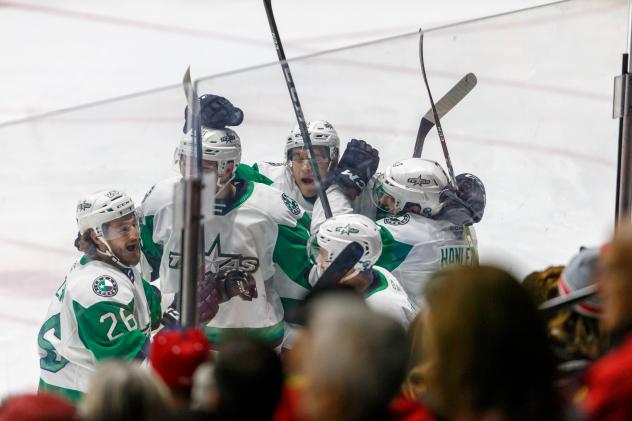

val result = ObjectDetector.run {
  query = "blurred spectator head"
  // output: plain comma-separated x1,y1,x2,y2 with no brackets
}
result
600,224,632,333
78,360,173,421
150,328,211,409
212,332,283,420
524,248,606,362
299,293,408,421
403,311,431,401
422,265,559,421
0,393,76,421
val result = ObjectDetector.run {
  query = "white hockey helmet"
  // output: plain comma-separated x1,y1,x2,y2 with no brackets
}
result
285,120,339,161
76,189,136,237
176,127,241,176
308,214,382,280
375,158,450,217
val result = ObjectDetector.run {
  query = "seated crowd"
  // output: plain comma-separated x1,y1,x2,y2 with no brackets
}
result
3,225,632,421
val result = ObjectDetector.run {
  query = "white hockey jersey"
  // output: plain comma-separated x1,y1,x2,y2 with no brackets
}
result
365,266,416,327
311,183,376,234
140,177,312,348
376,212,477,312
236,162,317,216
38,256,161,402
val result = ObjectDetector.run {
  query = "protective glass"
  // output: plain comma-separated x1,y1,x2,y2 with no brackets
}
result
371,174,396,214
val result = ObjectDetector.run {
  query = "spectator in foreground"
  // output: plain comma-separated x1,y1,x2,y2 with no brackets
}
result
78,360,173,421
583,226,632,420
188,332,283,420
0,392,76,421
150,328,212,411
421,265,561,421
297,294,411,421
523,247,607,365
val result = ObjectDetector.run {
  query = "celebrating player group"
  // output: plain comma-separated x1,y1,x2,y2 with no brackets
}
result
36,89,485,401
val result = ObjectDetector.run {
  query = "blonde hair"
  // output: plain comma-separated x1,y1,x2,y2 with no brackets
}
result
79,360,173,421
422,265,559,420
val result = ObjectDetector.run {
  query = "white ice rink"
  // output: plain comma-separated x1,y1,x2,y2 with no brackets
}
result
0,0,626,396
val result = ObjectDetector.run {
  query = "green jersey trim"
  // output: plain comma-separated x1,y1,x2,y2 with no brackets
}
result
203,320,284,347
142,278,163,329
73,299,148,361
273,212,312,290
139,214,163,282
38,379,82,403
376,226,413,272
280,297,303,315
236,162,274,185
365,269,389,298
223,180,255,215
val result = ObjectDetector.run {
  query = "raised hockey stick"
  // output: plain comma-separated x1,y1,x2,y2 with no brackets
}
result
413,73,477,158
418,30,478,263
263,0,333,219
312,241,364,291
179,67,204,327
539,284,598,318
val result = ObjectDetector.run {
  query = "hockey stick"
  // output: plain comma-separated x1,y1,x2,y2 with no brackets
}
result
312,241,364,291
418,30,458,184
539,284,598,318
263,0,333,219
413,73,477,158
418,30,478,263
179,67,204,327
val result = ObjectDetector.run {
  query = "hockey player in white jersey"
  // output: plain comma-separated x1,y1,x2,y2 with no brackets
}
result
140,120,312,349
38,190,162,402
374,158,482,311
184,94,340,216
308,214,415,326
236,119,340,215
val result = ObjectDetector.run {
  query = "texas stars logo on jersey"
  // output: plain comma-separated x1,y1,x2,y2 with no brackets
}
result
282,193,301,215
92,275,118,297
383,214,410,226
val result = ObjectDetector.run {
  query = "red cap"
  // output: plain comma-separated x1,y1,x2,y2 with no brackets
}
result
0,393,76,421
150,328,211,390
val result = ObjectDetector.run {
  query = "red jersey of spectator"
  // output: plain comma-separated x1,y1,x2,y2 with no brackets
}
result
583,333,632,420
274,381,436,421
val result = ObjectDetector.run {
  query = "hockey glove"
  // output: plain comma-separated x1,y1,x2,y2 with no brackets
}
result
183,94,244,132
332,139,380,197
438,173,486,225
198,274,221,325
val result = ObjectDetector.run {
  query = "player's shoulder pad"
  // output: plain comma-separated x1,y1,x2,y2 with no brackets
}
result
252,161,289,181
141,176,180,216
245,182,308,226
66,260,135,308
377,212,439,244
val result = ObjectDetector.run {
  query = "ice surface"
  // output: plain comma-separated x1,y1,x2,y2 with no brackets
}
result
0,0,625,397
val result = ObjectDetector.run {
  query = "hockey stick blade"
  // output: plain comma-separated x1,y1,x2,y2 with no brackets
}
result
312,241,364,291
539,284,598,319
413,73,477,158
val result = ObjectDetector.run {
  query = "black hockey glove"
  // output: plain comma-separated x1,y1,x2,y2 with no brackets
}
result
182,94,244,132
438,173,486,225
198,274,221,325
332,139,380,197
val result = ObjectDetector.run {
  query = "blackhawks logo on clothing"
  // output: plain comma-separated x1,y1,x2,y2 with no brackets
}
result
92,275,118,297
282,193,301,215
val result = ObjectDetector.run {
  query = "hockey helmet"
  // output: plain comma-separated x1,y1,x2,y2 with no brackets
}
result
374,158,450,217
285,120,339,162
308,213,382,281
